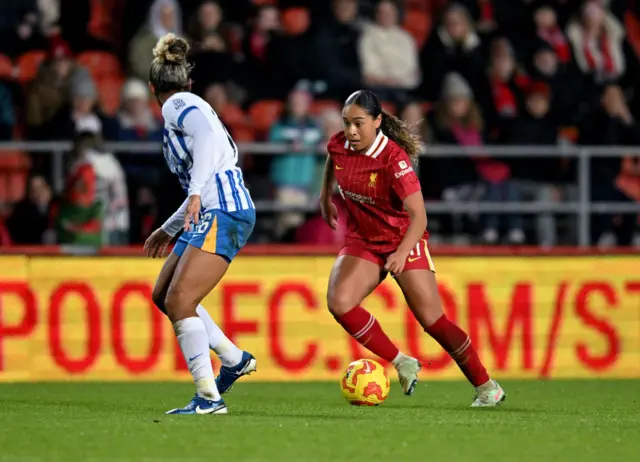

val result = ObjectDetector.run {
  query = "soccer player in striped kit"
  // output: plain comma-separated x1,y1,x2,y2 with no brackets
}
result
143,33,256,415
321,90,506,407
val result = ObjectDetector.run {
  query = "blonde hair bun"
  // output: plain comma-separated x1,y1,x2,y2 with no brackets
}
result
152,33,189,65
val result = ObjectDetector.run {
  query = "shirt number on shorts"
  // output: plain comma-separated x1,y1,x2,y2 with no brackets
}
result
408,239,430,264
408,243,422,262
194,212,212,234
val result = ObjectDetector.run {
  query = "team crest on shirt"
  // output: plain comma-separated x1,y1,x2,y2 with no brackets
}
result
173,98,186,111
368,173,378,187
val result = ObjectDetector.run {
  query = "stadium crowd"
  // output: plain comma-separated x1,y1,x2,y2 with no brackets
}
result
0,0,639,247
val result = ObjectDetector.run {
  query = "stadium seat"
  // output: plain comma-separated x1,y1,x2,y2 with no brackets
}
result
405,0,430,12
16,51,47,83
248,100,283,134
0,151,31,204
77,51,123,81
281,7,310,36
0,54,14,80
97,77,124,115
403,10,431,48
232,127,255,142
311,99,341,115
220,104,248,131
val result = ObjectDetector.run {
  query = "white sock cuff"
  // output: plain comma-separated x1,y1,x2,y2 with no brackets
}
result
173,316,205,335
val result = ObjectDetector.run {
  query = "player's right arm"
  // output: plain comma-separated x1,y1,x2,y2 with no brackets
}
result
161,198,188,237
319,154,338,230
144,198,188,258
320,134,342,229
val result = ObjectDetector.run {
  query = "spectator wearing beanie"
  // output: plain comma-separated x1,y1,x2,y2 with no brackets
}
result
433,72,524,245
42,69,117,141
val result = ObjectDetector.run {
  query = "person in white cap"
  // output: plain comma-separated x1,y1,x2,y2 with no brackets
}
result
117,78,163,141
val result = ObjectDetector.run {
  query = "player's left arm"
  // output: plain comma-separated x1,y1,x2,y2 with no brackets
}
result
178,107,217,229
385,152,426,274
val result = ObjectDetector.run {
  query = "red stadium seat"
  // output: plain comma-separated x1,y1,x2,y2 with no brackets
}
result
219,103,248,131
77,51,123,80
0,54,14,80
403,10,431,48
405,0,430,12
17,51,47,83
232,127,255,142
0,151,31,204
311,99,341,115
248,100,284,134
97,77,124,116
281,7,310,36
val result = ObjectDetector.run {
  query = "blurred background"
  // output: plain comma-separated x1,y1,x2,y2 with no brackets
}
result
0,0,639,249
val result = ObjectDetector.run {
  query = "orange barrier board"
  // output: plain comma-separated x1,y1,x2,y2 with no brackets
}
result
0,255,638,381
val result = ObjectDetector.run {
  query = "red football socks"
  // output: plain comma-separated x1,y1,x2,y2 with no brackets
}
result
336,306,400,363
426,315,490,387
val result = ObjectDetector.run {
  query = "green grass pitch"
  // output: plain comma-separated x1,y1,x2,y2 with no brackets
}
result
1,380,639,462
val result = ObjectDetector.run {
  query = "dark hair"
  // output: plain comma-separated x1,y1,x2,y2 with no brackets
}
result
149,33,193,95
344,90,422,163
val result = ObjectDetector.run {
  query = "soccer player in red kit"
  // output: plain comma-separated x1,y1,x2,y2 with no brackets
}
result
320,90,506,407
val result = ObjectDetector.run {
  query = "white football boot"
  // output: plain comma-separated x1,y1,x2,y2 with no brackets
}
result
392,354,421,396
471,380,506,407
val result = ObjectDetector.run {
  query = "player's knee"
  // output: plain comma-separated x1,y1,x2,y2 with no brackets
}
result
327,290,355,316
164,285,195,323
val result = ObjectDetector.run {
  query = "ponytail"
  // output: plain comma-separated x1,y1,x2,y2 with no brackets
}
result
380,110,423,164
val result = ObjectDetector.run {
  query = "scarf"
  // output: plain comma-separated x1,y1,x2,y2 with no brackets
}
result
538,26,571,63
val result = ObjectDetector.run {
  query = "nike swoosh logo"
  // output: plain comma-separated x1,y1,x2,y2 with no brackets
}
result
407,256,421,262
335,165,344,170
195,405,214,414
195,404,227,415
188,353,203,362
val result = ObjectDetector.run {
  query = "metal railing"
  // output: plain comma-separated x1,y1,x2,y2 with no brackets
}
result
1,141,639,246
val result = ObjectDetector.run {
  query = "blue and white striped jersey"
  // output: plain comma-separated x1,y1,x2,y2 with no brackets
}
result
160,92,254,236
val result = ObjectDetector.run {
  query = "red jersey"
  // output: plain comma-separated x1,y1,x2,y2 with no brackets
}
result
327,131,426,254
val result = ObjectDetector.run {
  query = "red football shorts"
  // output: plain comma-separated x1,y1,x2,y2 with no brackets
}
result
339,237,435,273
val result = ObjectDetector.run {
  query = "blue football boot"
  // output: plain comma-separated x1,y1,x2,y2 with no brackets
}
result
165,394,228,415
215,351,257,394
